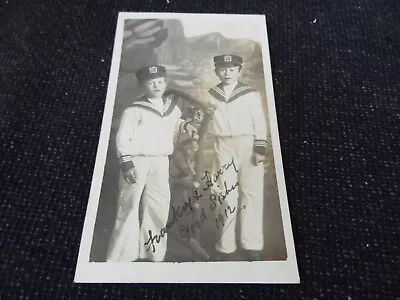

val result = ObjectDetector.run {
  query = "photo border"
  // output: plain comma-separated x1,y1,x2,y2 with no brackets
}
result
74,12,299,284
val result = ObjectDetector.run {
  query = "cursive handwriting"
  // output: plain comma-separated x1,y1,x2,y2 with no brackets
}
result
215,205,237,229
144,157,241,254
201,157,239,191
208,180,239,211
144,180,239,254
178,207,208,242
144,228,167,254
165,189,203,231
144,189,203,253
214,204,247,246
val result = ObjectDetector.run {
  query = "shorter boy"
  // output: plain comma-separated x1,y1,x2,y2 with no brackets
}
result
107,65,197,262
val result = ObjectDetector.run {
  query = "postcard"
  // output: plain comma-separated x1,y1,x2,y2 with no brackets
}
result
74,12,299,284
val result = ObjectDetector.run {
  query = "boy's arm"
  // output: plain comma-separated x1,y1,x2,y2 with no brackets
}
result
173,118,186,145
172,97,192,140
116,107,140,171
250,92,268,155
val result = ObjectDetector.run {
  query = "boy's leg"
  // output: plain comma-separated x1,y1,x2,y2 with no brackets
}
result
140,156,171,261
106,157,150,262
238,136,265,253
213,137,241,255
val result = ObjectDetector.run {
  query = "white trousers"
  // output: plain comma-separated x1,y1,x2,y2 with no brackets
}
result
106,156,170,262
212,136,264,253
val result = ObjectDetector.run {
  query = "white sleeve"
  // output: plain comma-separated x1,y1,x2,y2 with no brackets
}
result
250,92,268,151
173,117,187,145
116,107,140,164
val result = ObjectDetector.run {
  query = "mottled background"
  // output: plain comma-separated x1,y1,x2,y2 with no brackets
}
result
89,18,287,262
1,1,399,299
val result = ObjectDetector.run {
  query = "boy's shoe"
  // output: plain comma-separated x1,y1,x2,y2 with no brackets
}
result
134,258,152,262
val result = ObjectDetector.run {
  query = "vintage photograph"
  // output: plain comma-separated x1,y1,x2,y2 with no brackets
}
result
75,12,299,283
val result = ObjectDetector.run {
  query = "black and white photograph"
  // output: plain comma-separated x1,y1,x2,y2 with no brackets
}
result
74,12,299,283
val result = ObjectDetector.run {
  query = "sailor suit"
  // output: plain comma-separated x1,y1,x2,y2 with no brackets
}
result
204,81,268,254
107,94,187,262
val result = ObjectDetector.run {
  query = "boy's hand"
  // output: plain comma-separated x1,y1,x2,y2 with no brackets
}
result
252,152,266,166
123,167,137,184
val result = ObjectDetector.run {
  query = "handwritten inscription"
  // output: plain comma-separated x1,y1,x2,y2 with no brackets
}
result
201,157,239,191
144,189,203,254
208,181,239,211
178,206,208,242
144,228,167,254
166,189,203,230
144,157,240,254
215,205,236,229
214,204,247,247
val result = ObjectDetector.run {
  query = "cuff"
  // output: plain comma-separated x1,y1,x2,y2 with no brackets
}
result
253,139,267,155
119,155,134,171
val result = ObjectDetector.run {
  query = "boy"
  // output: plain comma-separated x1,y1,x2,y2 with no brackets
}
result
203,54,268,261
106,64,197,262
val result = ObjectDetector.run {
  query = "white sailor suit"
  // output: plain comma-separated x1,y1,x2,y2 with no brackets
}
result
107,95,187,262
204,81,268,254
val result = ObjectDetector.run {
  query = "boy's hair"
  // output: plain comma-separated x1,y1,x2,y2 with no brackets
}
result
215,65,243,72
138,75,167,86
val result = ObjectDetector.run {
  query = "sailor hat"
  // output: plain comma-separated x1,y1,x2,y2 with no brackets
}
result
213,54,243,67
136,64,167,82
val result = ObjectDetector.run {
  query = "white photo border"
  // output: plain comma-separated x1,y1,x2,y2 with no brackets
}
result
74,12,300,284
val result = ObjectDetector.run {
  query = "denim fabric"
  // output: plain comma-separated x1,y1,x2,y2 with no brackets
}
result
1,1,399,299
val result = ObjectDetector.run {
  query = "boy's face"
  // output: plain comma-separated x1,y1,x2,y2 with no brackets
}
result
215,65,242,85
141,76,167,98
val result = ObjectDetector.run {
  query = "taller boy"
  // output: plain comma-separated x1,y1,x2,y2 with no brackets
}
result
204,54,268,261
107,65,197,262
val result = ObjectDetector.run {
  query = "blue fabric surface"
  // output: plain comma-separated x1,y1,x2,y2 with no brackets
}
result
1,1,399,299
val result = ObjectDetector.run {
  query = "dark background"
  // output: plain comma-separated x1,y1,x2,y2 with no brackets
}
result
1,1,399,299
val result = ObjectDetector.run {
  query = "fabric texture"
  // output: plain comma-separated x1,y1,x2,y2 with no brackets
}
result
0,0,399,299
212,136,265,253
107,156,171,262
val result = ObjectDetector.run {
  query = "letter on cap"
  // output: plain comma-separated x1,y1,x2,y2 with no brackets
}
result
224,55,232,62
149,66,158,74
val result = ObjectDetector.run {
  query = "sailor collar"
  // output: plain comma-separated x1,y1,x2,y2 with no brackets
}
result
131,94,177,117
208,81,256,103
